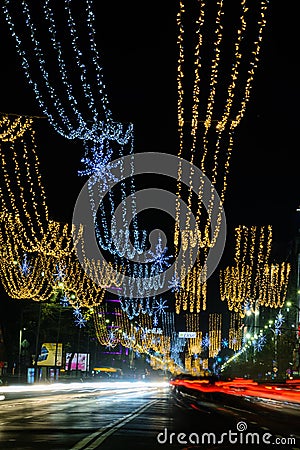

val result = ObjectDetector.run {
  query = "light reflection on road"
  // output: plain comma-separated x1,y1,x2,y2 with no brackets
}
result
1,380,169,394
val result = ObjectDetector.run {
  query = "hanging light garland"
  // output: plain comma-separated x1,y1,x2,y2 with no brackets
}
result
209,313,222,358
0,115,48,249
229,312,243,352
185,313,202,356
0,216,54,301
0,113,85,260
2,0,132,145
173,0,269,314
220,225,291,315
3,0,147,270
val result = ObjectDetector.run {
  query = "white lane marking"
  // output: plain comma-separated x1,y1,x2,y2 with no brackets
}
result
70,399,159,450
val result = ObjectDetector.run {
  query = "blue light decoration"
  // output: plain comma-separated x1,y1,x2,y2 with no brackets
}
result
78,143,120,192
73,306,82,318
202,333,210,349
74,314,87,328
170,334,185,369
73,306,87,327
221,338,229,348
53,263,66,283
3,0,151,268
19,253,31,276
60,293,70,308
146,235,173,275
253,334,266,352
3,0,132,145
274,311,284,335
168,273,181,293
153,314,159,327
105,330,119,349
81,139,147,260
153,298,169,316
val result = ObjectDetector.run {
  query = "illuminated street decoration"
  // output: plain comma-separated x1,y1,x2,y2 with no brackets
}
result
220,225,291,315
93,301,173,357
88,146,147,260
229,312,242,352
173,0,269,313
2,0,132,145
274,311,284,335
60,293,70,308
153,298,169,316
19,253,31,276
0,116,48,249
146,236,173,275
168,273,181,293
221,338,229,349
53,263,66,284
3,1,145,265
0,226,54,301
252,334,266,352
0,115,83,260
185,313,202,357
202,333,210,350
73,307,87,328
78,143,120,192
209,313,222,358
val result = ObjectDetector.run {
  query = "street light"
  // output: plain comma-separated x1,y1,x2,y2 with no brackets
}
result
286,301,300,374
268,324,278,376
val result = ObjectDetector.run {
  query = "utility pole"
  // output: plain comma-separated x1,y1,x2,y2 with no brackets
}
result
34,302,42,383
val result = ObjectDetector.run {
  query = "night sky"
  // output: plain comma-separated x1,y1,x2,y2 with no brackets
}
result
0,0,299,315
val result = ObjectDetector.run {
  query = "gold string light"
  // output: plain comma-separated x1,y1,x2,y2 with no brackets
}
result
185,313,202,356
220,225,291,315
209,313,222,358
229,312,242,352
174,0,269,314
0,214,54,301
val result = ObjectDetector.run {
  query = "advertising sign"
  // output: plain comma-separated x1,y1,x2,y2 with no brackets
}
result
65,353,90,372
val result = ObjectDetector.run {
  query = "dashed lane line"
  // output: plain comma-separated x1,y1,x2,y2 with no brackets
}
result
70,399,160,450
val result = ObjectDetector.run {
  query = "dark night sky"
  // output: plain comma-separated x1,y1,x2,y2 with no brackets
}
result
0,0,299,300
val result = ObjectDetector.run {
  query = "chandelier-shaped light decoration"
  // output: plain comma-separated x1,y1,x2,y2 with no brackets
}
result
3,1,147,268
228,312,243,352
209,313,222,358
173,0,269,313
0,114,84,260
185,313,202,356
220,225,291,315
0,215,55,301
2,0,132,145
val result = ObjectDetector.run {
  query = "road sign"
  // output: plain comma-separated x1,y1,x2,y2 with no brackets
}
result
178,332,197,338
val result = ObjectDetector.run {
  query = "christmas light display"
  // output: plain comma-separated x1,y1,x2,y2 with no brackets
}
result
220,225,291,315
185,313,202,357
229,312,243,352
173,0,269,313
3,0,132,145
209,313,222,358
3,1,146,267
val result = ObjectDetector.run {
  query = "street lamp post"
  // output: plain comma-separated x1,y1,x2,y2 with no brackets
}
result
33,302,42,383
286,301,300,374
265,321,278,379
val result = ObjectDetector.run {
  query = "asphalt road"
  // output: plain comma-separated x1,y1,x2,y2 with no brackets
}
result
0,381,299,450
